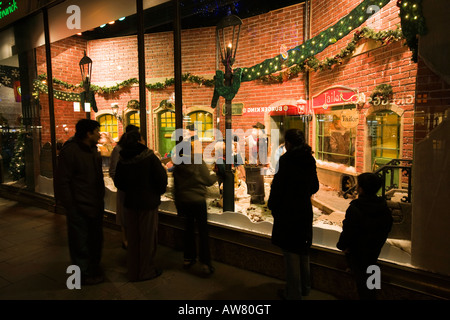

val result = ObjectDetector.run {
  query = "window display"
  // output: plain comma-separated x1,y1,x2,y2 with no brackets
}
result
316,111,356,167
1,0,448,277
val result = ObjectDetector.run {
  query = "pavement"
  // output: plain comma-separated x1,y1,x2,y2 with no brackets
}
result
0,196,338,301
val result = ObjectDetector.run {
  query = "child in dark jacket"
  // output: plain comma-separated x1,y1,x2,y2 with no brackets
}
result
337,172,393,300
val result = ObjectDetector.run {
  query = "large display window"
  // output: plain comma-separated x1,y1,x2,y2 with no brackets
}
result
2,0,450,278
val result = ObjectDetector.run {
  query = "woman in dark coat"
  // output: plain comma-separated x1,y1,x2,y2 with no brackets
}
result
114,130,168,281
268,129,319,300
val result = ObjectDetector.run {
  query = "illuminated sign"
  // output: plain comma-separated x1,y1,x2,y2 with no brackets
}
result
312,85,359,113
0,0,18,20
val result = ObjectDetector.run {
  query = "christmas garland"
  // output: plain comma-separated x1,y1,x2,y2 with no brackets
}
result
33,72,215,101
259,26,404,84
240,0,391,82
397,0,426,62
369,83,394,104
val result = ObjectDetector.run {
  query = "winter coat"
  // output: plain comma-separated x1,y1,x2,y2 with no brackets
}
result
54,137,105,218
114,143,168,211
268,146,319,254
173,160,217,205
337,195,393,265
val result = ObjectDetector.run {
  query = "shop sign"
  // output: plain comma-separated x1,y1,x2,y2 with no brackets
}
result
340,109,359,129
312,86,359,112
222,103,244,115
245,99,309,115
0,0,18,21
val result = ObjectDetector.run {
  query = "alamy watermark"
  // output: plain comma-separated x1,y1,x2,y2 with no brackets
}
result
366,265,381,290
169,128,279,167
66,5,81,30
66,265,81,289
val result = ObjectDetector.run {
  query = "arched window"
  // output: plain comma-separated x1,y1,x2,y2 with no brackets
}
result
188,111,213,140
367,110,400,169
98,114,118,139
127,111,140,128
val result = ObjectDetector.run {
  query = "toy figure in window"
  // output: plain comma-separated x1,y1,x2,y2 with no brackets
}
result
329,115,351,165
97,132,114,168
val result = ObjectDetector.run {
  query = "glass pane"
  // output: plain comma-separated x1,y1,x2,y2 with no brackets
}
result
315,110,355,166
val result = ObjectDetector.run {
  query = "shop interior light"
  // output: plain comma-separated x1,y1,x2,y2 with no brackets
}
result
108,21,115,25
119,17,126,21
100,24,106,28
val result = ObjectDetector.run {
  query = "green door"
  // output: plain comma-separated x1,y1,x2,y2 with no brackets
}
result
159,111,176,157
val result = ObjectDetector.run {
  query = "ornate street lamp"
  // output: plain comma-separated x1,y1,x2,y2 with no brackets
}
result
79,51,97,117
216,15,242,212
79,51,92,92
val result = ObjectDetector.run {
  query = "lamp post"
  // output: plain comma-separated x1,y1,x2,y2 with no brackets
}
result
111,103,122,122
79,51,93,119
216,15,242,212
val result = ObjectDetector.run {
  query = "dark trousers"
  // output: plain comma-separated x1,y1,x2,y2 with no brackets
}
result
346,253,377,300
66,209,103,278
176,201,211,265
282,250,311,300
124,207,159,281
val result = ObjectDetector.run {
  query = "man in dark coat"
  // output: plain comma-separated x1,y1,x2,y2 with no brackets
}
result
173,148,217,276
337,172,393,300
54,119,105,285
114,130,168,281
268,129,319,300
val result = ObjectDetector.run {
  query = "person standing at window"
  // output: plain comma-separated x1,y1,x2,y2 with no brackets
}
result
337,172,393,300
109,124,139,250
114,130,168,282
268,129,319,300
54,119,105,285
173,144,217,276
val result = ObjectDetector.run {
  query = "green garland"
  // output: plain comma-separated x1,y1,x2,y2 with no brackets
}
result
240,0,391,82
259,26,404,84
370,83,394,104
398,0,426,62
34,72,215,101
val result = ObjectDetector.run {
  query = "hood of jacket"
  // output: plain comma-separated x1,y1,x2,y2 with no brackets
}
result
119,143,154,164
350,194,390,217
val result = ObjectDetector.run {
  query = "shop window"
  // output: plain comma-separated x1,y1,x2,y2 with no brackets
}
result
367,110,400,168
188,111,214,140
127,111,140,128
315,109,356,167
98,114,118,140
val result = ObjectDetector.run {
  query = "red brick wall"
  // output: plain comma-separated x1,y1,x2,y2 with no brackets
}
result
36,37,88,144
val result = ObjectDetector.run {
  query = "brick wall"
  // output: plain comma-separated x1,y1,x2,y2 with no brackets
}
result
36,37,89,144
